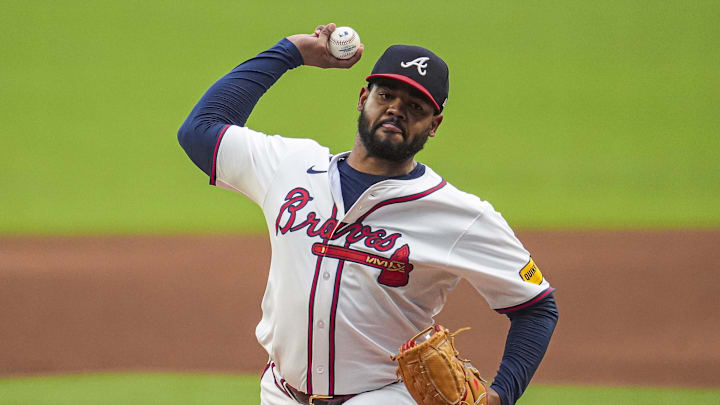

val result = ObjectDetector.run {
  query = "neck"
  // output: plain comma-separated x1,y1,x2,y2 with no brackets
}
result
345,135,417,177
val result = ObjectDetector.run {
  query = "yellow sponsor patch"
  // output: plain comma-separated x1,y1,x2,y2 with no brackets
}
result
519,259,543,285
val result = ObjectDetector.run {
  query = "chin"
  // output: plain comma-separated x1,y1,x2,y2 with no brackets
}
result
375,130,405,143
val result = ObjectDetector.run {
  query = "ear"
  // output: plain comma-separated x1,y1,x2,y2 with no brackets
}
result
428,114,443,137
357,86,370,111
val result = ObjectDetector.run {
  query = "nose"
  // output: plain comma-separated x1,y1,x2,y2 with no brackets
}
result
386,97,406,120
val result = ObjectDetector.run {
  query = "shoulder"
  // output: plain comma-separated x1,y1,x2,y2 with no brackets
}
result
422,166,495,218
222,125,330,158
225,125,325,148
418,167,522,242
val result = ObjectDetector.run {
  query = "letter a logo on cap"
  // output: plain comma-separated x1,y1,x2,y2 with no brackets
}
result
400,57,430,76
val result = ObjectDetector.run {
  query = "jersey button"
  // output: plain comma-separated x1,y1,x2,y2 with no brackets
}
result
317,320,325,328
316,366,324,374
323,272,330,280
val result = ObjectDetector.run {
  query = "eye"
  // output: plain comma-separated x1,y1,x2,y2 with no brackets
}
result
378,92,392,100
411,103,423,111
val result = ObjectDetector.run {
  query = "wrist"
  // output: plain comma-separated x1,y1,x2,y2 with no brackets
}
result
487,386,502,405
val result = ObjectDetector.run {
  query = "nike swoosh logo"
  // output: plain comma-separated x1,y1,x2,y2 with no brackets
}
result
307,166,327,174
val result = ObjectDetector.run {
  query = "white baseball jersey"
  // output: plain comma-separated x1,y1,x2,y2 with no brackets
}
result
213,124,553,396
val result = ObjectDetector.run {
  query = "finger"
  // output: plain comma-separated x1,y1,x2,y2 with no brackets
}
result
317,23,336,41
313,25,324,37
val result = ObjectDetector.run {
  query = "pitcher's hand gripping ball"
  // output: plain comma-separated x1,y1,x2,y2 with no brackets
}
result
391,325,489,405
328,26,361,59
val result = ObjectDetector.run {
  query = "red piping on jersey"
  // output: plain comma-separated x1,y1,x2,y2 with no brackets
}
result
495,287,555,314
355,179,447,223
261,360,271,380
306,205,339,395
327,241,349,395
271,362,293,399
306,241,325,394
210,124,231,186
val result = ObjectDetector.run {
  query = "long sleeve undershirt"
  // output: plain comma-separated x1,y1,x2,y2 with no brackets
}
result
492,294,558,405
178,38,303,177
178,38,559,405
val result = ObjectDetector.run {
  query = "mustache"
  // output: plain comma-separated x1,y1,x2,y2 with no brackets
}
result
373,118,406,136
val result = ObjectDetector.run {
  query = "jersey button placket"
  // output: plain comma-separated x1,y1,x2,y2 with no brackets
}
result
310,242,335,394
311,219,345,394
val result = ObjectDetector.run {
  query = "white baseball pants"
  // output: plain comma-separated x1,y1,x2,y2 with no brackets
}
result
260,362,416,405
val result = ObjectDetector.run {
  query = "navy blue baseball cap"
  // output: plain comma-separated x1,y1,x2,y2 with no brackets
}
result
366,45,449,112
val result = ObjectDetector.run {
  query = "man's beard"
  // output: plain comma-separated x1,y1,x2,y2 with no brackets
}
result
357,109,430,162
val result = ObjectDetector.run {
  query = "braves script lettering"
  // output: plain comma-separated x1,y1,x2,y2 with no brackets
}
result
276,188,401,252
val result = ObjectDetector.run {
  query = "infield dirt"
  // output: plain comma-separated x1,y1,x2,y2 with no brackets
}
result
1,230,718,387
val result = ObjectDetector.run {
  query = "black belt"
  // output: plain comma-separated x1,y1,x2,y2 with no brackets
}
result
284,383,357,405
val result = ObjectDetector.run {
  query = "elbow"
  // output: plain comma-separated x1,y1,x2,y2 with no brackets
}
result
178,113,223,150
177,114,209,153
546,293,560,323
177,117,193,151
175,115,225,177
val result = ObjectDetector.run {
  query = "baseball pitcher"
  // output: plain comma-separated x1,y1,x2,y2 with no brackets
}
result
178,23,558,405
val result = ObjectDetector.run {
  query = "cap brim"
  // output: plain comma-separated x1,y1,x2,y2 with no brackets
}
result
365,73,441,111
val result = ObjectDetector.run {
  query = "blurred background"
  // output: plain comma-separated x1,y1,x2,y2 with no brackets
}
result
1,0,719,404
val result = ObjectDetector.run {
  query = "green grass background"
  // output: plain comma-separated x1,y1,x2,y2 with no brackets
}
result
1,2,718,402
2,3,718,401
1,0,719,234
1,373,719,405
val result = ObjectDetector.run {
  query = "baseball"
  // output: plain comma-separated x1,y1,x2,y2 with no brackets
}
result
328,26,361,59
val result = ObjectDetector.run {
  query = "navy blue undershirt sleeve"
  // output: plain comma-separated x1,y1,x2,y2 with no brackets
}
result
490,293,559,405
177,38,303,177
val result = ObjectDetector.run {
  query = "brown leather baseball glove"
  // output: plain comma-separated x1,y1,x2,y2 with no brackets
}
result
391,325,488,405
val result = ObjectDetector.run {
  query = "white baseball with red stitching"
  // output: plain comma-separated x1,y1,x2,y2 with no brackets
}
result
328,26,361,59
